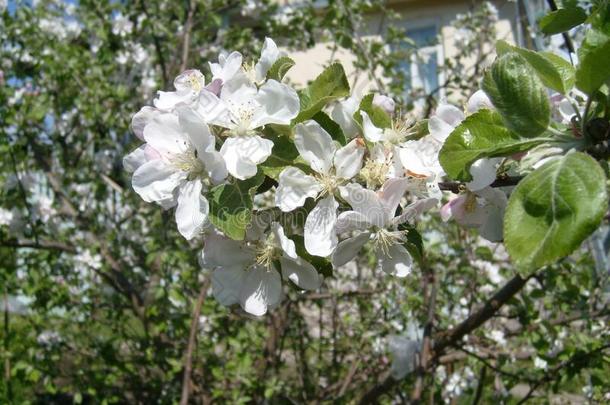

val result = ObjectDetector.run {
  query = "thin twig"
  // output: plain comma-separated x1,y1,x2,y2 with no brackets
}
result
180,276,211,405
179,0,197,72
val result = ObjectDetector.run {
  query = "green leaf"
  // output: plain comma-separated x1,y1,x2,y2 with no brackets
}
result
496,41,575,93
576,29,610,94
483,53,550,137
397,224,424,266
353,93,392,128
312,111,346,145
208,172,265,240
439,109,547,181
266,56,295,82
504,152,608,272
538,7,587,35
293,63,350,123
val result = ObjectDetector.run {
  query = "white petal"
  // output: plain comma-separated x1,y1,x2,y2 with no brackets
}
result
220,135,273,180
200,150,228,185
436,104,464,127
428,116,456,143
331,232,370,268
378,244,413,278
210,51,243,82
131,106,159,140
338,183,386,227
239,266,282,316
271,222,297,260
466,158,500,191
466,90,493,113
212,266,245,307
255,37,282,82
360,111,384,142
304,195,338,257
294,121,336,174
173,69,205,92
373,94,395,115
175,180,208,240
203,232,255,267
123,145,148,173
275,167,322,212
280,257,322,290
132,159,186,203
334,138,365,179
378,178,411,223
336,211,373,234
143,113,189,155
393,198,439,225
331,97,360,139
195,90,231,125
177,106,213,156
251,80,300,127
153,89,194,110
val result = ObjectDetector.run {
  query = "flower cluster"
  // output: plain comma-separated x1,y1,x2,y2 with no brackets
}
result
123,40,516,315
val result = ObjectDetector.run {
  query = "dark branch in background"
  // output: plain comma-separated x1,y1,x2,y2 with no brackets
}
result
179,0,197,72
545,0,576,55
180,276,211,405
0,239,77,253
516,343,610,404
358,273,534,403
411,261,437,402
438,176,523,194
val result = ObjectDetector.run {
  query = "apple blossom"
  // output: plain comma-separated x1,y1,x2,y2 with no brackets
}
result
204,222,322,316
200,75,299,180
331,178,436,277
275,120,365,257
126,108,227,239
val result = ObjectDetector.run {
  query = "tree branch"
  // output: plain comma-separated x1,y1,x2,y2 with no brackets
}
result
180,276,211,405
438,176,523,194
358,273,534,403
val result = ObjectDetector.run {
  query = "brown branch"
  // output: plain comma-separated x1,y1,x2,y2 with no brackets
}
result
0,239,77,253
411,263,437,403
179,0,197,72
358,273,534,403
433,274,531,353
516,343,610,404
180,276,211,405
438,176,523,194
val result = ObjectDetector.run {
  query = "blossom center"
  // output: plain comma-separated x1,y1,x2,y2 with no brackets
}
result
229,100,258,136
372,228,405,257
360,158,390,188
254,235,280,270
171,147,206,180
316,173,340,196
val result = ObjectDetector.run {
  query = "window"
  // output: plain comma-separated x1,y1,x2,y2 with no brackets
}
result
396,25,441,104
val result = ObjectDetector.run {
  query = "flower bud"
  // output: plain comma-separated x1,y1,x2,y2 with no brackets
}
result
373,94,395,116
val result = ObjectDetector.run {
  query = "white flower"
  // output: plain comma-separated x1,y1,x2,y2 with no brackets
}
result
0,207,13,226
331,178,436,277
209,50,243,92
440,187,507,242
112,13,133,37
388,335,419,379
533,356,548,370
127,108,227,239
253,37,285,84
202,77,299,180
275,121,365,257
331,97,360,139
154,69,207,111
204,222,322,316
